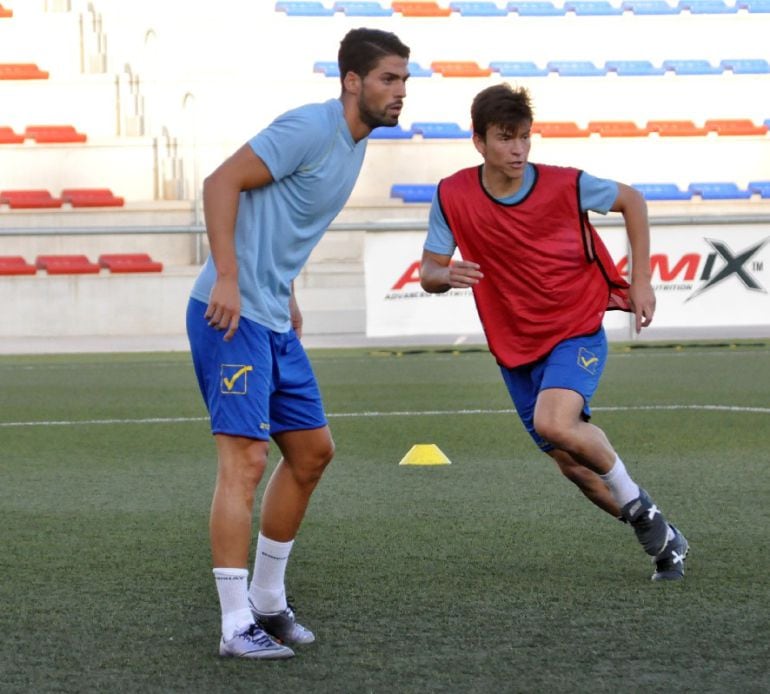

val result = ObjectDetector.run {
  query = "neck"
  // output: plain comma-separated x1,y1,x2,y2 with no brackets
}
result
481,165,524,198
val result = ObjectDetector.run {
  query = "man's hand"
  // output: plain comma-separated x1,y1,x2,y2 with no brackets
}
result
447,259,483,288
628,280,656,333
205,275,241,341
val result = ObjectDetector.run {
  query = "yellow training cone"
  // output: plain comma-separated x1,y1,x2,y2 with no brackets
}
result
398,444,452,466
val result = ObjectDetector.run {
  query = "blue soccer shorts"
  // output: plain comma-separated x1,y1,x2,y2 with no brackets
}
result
186,298,327,440
499,327,608,452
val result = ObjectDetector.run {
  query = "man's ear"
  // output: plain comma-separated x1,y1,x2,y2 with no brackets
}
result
472,132,485,157
343,70,362,95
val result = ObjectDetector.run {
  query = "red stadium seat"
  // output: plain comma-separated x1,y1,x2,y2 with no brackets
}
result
0,189,63,208
24,125,87,143
97,253,163,273
0,256,37,275
430,61,492,77
703,119,769,135
0,4,13,17
35,255,101,275
0,63,49,79
532,121,590,137
0,126,24,143
392,1,452,15
588,120,649,137
61,188,124,207
647,120,708,136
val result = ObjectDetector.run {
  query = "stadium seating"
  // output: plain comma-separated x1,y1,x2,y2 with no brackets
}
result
97,253,163,273
61,189,125,207
490,61,549,77
720,59,770,74
0,190,63,208
662,59,722,75
449,2,509,15
430,61,492,77
632,183,693,200
0,126,24,144
738,0,770,11
748,181,770,197
533,121,591,137
0,256,37,276
411,122,472,138
333,1,394,14
274,1,335,15
0,63,49,80
678,0,737,12
23,125,87,143
647,120,709,136
688,182,752,199
35,255,101,274
390,184,437,202
704,119,769,135
392,1,453,15
507,1,567,15
588,121,649,136
0,4,12,18
621,0,681,14
605,60,665,76
546,61,607,76
565,1,623,14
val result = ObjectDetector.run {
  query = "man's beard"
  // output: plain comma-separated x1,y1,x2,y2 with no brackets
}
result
358,95,399,129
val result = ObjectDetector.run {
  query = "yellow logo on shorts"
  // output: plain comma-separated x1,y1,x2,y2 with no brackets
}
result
220,364,253,395
577,348,600,374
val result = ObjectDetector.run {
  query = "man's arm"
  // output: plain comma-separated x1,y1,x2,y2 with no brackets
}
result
203,144,274,341
611,183,655,333
420,250,483,293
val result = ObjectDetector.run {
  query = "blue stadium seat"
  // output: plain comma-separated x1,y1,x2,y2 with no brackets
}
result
411,122,472,138
720,58,770,74
662,59,723,75
507,1,567,14
547,61,607,76
333,1,393,14
632,183,692,200
565,1,623,14
369,125,414,139
621,0,681,13
748,181,770,198
391,184,437,203
688,182,752,199
605,60,665,75
765,118,770,129
275,1,335,15
738,0,770,11
490,61,549,76
678,0,737,11
313,61,340,76
450,1,509,15
408,61,434,77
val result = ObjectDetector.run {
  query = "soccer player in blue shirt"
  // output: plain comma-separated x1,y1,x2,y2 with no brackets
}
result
187,28,410,659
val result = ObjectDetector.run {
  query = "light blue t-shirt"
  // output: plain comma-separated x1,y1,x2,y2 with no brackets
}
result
424,163,619,256
191,99,367,331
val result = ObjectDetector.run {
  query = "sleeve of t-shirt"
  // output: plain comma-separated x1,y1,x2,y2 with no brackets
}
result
423,188,457,256
578,171,619,215
248,105,327,182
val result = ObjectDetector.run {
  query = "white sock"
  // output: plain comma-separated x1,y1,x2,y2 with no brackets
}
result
600,456,641,508
213,568,253,640
249,533,293,614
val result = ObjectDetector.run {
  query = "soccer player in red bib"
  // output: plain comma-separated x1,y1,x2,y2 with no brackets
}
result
421,83,689,581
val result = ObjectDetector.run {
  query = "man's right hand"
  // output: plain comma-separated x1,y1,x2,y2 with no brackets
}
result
205,275,241,341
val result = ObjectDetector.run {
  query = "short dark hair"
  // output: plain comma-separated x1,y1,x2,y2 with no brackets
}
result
338,28,410,85
471,83,533,138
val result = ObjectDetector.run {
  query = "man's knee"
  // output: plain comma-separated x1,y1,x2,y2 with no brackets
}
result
217,436,269,489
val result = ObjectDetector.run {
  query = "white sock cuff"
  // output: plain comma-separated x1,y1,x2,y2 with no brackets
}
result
213,567,249,579
257,533,294,559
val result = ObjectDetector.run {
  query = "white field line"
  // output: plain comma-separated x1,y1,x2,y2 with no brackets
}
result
0,404,768,428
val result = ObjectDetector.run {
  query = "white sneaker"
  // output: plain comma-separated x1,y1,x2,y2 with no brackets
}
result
250,600,316,645
218,623,295,659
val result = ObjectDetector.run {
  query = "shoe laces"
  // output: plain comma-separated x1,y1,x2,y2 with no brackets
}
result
242,623,277,648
